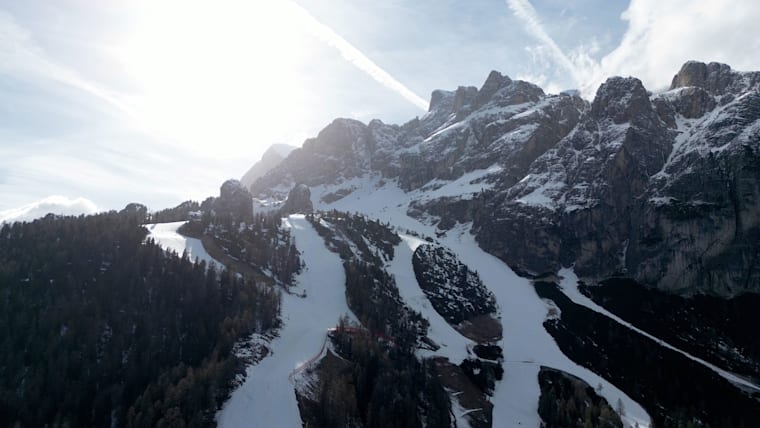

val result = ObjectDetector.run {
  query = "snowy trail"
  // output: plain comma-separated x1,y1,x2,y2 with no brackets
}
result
388,234,475,363
217,215,356,428
559,268,760,393
144,221,221,268
440,227,651,428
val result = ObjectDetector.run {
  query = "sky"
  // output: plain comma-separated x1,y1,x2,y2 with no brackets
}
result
1,0,759,221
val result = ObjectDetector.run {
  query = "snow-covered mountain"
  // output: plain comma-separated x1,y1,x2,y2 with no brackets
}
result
249,61,760,297
206,61,760,427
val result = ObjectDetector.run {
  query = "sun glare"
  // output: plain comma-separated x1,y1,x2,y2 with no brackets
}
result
119,0,307,158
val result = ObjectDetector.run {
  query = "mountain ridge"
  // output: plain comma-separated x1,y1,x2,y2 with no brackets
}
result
248,60,760,297
240,143,297,190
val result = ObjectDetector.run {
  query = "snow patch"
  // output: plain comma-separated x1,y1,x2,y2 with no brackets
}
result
144,221,222,269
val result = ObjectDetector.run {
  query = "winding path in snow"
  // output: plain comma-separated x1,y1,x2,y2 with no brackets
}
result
216,215,356,428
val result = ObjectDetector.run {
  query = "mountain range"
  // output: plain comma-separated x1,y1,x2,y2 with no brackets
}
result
248,60,760,298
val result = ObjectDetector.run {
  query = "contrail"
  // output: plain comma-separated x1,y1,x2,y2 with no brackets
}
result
506,0,581,86
284,1,429,111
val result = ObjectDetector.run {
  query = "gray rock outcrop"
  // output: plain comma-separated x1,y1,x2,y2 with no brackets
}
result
280,184,313,215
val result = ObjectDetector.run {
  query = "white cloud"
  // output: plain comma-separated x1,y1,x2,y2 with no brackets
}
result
284,1,429,111
0,196,98,224
507,0,760,98
589,0,760,95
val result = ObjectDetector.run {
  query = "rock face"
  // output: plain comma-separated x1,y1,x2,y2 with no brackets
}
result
240,144,296,190
216,179,253,222
250,71,587,197
475,76,673,278
280,184,313,215
246,61,760,296
475,62,760,295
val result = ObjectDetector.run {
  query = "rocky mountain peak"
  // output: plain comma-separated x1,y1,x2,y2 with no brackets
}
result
303,118,368,156
428,89,455,113
241,144,297,190
245,61,760,296
591,76,651,124
670,60,760,99
475,70,513,107
424,70,545,128
671,61,733,94
218,179,253,220
281,183,313,215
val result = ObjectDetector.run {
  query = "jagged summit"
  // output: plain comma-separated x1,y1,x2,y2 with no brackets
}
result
669,60,760,102
426,70,544,118
475,70,513,107
241,143,296,190
245,61,760,296
590,76,651,124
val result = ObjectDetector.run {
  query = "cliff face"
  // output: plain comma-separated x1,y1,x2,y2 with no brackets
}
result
240,144,296,190
474,76,673,279
627,64,760,294
248,61,760,296
474,62,760,295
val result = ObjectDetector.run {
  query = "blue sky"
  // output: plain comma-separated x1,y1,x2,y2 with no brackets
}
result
1,0,759,220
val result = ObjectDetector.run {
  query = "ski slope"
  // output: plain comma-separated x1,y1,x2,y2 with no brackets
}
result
217,214,356,428
309,177,652,427
144,221,221,269
441,227,650,428
388,234,475,363
559,268,760,393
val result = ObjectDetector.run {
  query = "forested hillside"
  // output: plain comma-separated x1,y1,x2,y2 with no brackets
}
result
0,208,280,427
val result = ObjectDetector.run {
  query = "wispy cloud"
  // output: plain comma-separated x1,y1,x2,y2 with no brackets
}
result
284,1,429,111
0,10,135,119
506,0,760,98
505,0,582,87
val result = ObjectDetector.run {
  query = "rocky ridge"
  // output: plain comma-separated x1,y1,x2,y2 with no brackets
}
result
248,61,760,296
240,144,296,190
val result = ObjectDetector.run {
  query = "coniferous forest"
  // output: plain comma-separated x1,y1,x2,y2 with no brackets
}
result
0,207,281,427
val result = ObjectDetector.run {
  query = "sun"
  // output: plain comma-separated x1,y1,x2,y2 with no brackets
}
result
118,0,308,158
